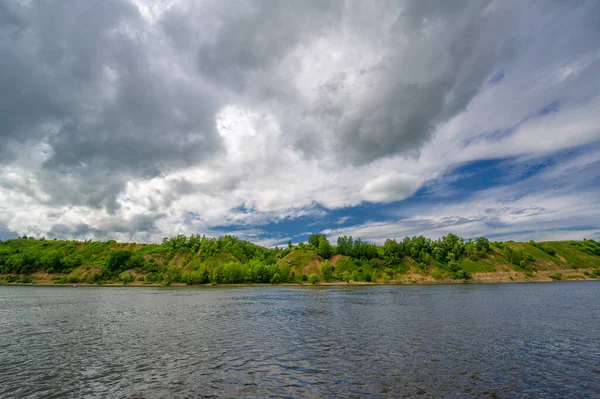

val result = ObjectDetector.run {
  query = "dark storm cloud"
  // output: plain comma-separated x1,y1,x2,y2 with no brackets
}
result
162,1,344,85
159,0,520,164
1,0,223,211
2,0,600,241
0,0,579,208
48,212,164,240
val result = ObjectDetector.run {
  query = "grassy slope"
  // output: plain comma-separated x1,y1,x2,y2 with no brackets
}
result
278,249,323,277
1,238,599,284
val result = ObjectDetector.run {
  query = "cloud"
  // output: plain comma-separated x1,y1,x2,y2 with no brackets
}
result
0,0,599,242
323,149,600,243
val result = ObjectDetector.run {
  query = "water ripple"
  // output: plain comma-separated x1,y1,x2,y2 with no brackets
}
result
0,283,599,398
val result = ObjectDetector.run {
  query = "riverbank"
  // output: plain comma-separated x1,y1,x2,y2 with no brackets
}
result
2,236,599,287
2,272,598,288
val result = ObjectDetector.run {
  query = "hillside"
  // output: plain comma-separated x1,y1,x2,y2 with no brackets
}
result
1,233,599,285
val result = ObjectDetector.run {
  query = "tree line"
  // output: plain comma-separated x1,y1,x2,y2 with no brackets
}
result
2,233,600,285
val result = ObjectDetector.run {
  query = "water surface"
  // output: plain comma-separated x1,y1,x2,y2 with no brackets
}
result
1,282,599,398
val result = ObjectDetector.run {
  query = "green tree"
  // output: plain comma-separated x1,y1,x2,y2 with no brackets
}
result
321,260,334,282
127,254,145,270
317,236,332,259
105,250,133,275
308,233,326,248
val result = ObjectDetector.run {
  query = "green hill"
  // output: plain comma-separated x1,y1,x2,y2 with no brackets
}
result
1,233,599,285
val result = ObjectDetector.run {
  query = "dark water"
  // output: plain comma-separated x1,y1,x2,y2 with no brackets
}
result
1,283,599,398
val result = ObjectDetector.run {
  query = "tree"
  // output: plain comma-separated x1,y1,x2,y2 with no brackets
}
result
320,260,335,281
337,236,354,256
308,233,326,248
308,273,320,284
475,237,490,252
105,250,133,275
317,236,332,259
41,250,65,272
127,254,145,270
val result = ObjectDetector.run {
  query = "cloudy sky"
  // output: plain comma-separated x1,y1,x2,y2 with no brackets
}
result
1,0,600,246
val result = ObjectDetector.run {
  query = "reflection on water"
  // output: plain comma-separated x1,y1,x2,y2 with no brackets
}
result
1,283,599,398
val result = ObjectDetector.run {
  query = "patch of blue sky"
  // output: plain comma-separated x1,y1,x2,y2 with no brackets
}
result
0,228,17,240
208,141,600,246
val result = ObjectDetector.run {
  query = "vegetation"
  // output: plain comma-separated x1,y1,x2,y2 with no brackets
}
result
1,234,599,285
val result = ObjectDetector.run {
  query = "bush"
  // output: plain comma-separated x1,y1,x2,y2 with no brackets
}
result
451,269,469,280
163,266,182,284
308,274,320,284
549,272,562,281
119,272,134,284
144,272,158,283
301,274,308,282
181,270,209,285
320,260,334,282
270,273,281,284
67,276,79,284
105,250,133,275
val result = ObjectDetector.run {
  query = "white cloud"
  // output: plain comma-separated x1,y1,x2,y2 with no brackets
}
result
1,0,599,243
323,150,600,243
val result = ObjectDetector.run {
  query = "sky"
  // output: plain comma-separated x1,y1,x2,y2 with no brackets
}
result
1,0,600,246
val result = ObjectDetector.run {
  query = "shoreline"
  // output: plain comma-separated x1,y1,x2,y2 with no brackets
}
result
1,278,598,288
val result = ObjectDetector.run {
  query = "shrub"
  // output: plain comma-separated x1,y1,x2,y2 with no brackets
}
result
181,270,209,285
270,273,281,284
163,266,182,284
105,250,133,275
308,273,320,284
452,269,469,280
432,269,444,279
549,272,562,281
339,271,351,282
320,260,334,282
144,272,158,283
19,276,33,283
127,254,145,270
119,272,134,284
67,276,79,284
301,274,308,282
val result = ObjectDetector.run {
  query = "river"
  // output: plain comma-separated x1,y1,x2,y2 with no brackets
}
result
1,282,599,398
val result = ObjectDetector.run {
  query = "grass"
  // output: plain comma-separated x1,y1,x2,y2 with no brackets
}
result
279,249,322,276
459,260,496,273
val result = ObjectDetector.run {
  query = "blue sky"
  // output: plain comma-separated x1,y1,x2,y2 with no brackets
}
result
1,0,600,246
